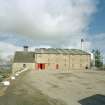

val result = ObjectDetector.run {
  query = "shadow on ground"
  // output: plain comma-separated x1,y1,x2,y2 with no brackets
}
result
78,94,105,105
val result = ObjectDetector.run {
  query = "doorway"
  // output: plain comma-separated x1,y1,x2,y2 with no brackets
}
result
23,64,26,68
40,64,43,69
56,64,59,70
37,64,45,70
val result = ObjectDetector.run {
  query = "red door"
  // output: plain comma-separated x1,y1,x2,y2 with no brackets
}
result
36,64,41,70
56,64,59,70
36,64,40,70
36,64,45,70
42,64,45,70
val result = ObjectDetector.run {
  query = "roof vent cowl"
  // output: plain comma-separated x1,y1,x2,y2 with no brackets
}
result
24,46,28,52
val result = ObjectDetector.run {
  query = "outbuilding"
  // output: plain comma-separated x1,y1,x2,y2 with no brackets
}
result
12,46,35,74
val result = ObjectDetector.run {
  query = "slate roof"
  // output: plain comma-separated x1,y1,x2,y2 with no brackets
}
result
35,48,90,55
14,51,35,63
14,48,90,63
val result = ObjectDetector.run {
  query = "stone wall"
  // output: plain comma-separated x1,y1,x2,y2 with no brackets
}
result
35,54,91,70
12,63,35,74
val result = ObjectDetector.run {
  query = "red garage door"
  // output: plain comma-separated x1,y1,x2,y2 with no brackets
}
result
36,64,45,70
56,64,59,70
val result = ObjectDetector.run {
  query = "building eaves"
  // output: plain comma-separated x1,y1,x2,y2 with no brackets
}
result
35,48,90,55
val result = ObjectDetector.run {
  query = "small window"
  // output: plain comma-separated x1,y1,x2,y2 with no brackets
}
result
85,65,88,69
23,64,26,68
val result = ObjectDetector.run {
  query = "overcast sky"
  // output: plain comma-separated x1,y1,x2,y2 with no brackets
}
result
0,0,105,62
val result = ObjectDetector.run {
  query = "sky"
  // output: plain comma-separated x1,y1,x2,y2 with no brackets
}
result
0,0,105,62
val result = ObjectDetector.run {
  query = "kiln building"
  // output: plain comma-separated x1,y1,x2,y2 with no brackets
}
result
12,46,91,73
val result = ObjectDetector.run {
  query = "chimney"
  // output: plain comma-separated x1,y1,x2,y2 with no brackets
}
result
23,46,28,52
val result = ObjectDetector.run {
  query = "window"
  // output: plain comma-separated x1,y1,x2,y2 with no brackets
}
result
85,65,88,69
23,64,26,68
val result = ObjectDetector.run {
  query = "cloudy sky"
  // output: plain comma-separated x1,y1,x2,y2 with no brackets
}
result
0,0,105,62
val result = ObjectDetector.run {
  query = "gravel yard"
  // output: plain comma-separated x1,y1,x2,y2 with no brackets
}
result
0,70,105,105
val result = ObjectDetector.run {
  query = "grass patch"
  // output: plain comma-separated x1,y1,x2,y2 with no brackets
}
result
0,65,12,82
